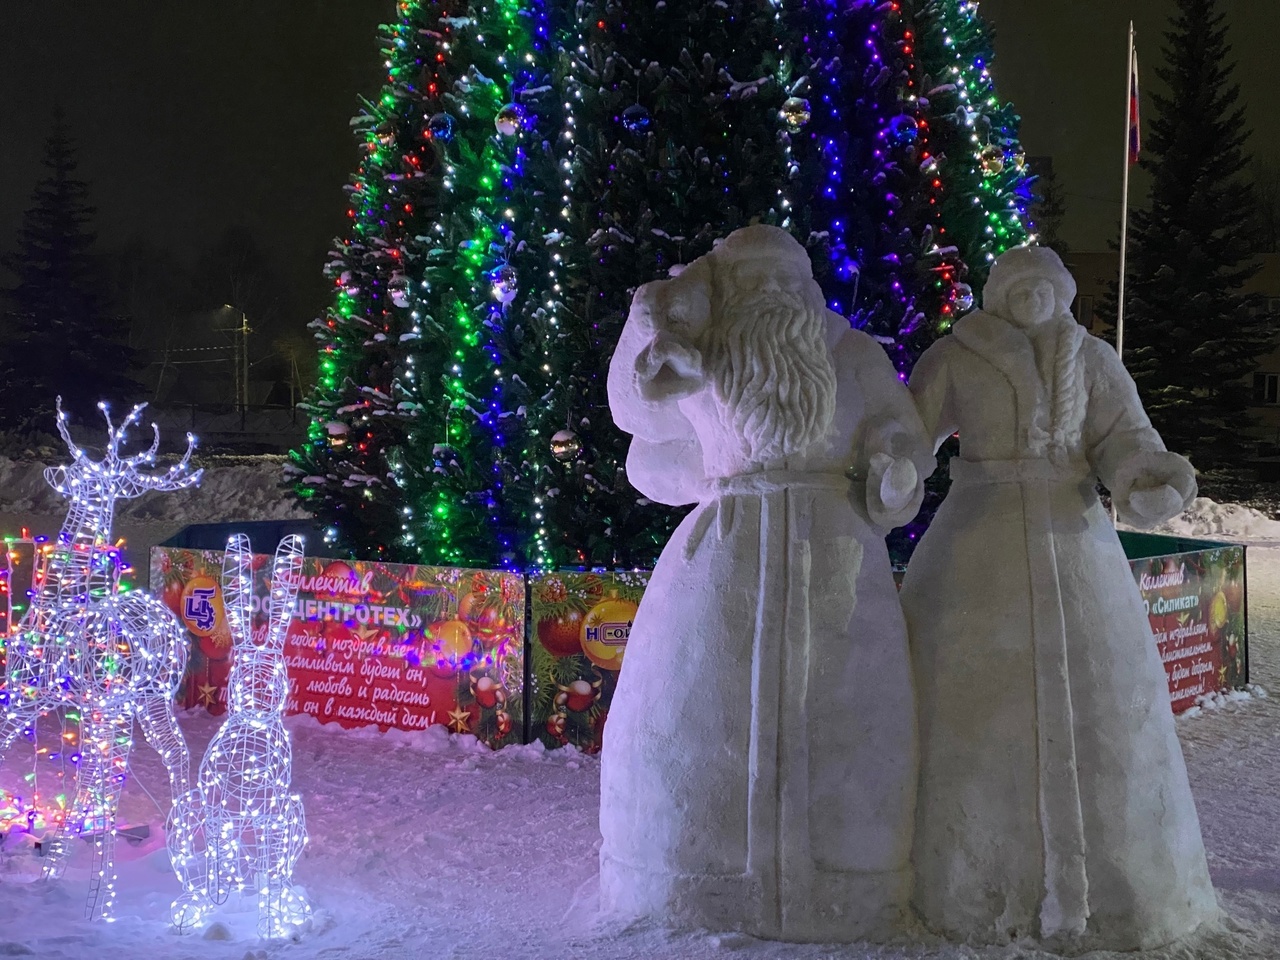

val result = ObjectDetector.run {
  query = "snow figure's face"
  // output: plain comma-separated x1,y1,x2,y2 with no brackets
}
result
1005,278,1057,328
704,258,837,460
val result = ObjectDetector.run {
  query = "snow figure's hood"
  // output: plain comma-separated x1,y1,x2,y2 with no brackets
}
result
952,309,1086,459
982,245,1077,321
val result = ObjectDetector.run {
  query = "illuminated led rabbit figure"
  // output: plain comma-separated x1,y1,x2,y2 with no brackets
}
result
0,399,200,920
168,534,310,939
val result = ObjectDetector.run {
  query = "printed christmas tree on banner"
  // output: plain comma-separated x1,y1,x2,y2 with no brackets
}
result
290,0,564,569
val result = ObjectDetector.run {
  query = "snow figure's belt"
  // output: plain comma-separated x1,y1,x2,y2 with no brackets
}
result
704,470,853,498
950,453,1092,938
949,457,1090,486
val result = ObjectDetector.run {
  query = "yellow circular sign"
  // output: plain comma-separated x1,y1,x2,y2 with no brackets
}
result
580,598,637,672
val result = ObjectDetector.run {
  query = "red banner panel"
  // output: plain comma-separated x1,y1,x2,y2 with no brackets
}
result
1129,544,1247,713
151,547,524,749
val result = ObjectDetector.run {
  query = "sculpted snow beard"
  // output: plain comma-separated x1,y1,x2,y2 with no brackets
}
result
706,286,837,461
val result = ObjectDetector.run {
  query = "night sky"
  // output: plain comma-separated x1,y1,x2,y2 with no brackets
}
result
1,0,1277,334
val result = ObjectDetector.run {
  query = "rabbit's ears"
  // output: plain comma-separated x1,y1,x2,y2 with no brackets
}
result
222,533,306,648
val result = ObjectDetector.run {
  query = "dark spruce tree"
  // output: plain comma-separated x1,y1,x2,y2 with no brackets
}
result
1031,158,1069,258
1116,0,1276,467
2,110,136,432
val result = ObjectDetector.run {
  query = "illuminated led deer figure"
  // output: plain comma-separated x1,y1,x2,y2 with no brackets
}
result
0,399,200,920
168,534,310,939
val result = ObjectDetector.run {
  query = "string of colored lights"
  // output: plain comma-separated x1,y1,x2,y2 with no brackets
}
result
781,1,959,377
0,403,198,921
291,1,452,564
293,0,561,572
0,532,70,836
920,0,1033,292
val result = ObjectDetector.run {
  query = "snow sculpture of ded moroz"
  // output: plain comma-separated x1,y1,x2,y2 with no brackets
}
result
902,245,1218,951
601,224,935,941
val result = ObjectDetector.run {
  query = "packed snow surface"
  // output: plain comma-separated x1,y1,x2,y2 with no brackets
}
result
1143,496,1280,542
0,489,1275,957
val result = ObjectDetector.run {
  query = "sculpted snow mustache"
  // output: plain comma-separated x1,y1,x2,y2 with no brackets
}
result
705,286,836,462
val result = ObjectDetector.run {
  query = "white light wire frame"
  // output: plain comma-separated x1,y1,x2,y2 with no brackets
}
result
0,399,201,920
169,534,311,939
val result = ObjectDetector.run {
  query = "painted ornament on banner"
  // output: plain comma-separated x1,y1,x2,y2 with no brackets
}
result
529,572,647,753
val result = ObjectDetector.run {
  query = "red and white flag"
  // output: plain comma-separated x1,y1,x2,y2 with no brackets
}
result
1128,48,1141,164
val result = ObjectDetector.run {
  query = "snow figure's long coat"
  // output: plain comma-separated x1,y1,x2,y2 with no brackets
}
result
601,227,935,943
901,249,1218,952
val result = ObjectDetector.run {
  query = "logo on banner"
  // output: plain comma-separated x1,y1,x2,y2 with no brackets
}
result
180,575,227,639
184,588,218,633
585,621,631,646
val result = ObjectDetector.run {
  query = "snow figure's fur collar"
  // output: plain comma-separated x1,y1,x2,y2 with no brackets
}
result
953,310,1086,460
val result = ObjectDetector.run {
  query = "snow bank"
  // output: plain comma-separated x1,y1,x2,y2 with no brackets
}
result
0,454,304,524
1140,497,1280,542
284,712,589,764
1178,683,1269,720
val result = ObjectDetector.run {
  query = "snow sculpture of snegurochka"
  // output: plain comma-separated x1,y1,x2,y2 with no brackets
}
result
902,245,1219,951
601,225,935,941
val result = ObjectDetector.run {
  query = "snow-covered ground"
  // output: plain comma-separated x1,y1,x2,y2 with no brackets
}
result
0,491,1277,958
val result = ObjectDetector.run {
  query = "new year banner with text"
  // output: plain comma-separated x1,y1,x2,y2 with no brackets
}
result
1129,545,1246,712
151,548,524,748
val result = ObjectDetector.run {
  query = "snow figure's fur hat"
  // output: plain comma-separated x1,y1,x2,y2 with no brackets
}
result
709,223,813,271
983,245,1077,320
653,224,816,344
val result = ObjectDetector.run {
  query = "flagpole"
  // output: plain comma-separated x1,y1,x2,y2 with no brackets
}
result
1117,21,1135,363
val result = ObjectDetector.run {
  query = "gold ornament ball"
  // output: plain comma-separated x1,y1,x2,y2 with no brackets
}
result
979,145,1005,178
550,429,582,462
779,97,811,132
427,618,474,674
1012,149,1028,172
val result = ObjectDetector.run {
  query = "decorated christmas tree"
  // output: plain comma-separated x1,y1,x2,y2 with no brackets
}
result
784,0,956,373
541,0,794,569
888,0,1034,559
290,0,563,568
915,0,1034,303
295,0,1033,570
